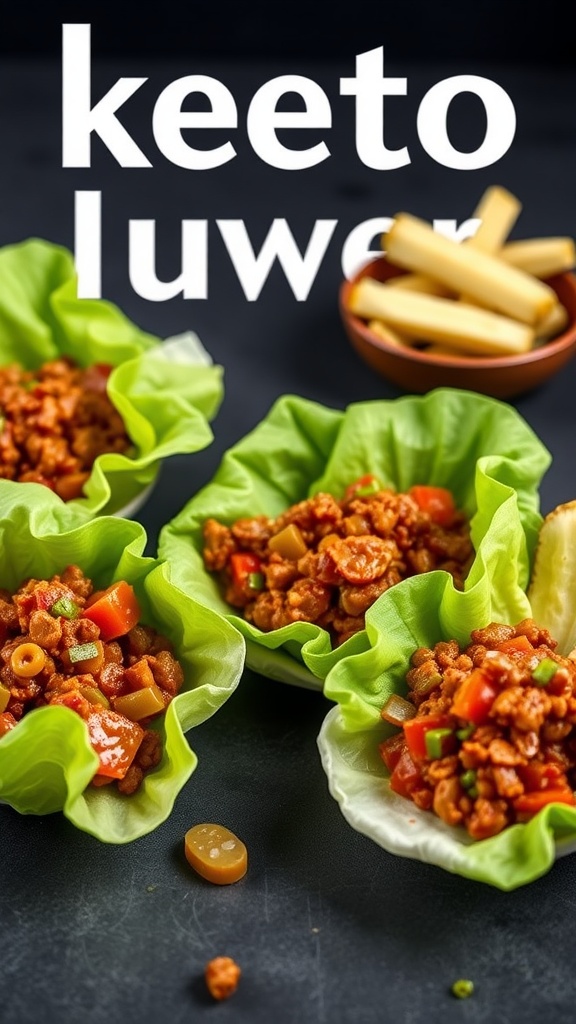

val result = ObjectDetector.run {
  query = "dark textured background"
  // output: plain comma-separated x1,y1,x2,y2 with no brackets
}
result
1,1,571,62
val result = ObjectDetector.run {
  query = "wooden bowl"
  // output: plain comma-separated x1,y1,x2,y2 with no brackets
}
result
339,257,576,399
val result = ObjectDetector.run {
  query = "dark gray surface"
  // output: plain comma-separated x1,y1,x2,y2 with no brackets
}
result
2,2,571,61
1,49,576,1024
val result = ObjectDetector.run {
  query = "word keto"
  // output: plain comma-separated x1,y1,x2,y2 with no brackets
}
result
63,24,513,300
63,25,516,172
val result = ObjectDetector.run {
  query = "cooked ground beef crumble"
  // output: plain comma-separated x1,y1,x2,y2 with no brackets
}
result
0,565,184,794
203,479,472,645
0,357,131,500
380,619,576,839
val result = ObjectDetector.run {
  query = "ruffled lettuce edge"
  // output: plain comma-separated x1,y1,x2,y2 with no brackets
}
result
0,494,245,843
0,239,223,516
318,570,576,889
158,388,551,690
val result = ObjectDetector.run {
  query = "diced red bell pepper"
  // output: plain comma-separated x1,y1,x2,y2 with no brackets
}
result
0,712,18,737
379,732,406,773
90,774,115,787
34,581,76,612
409,485,457,526
496,635,534,657
86,707,144,780
229,552,262,589
513,787,576,818
49,690,92,719
82,363,113,393
389,746,426,799
518,761,566,792
451,668,499,726
403,713,454,762
83,581,141,641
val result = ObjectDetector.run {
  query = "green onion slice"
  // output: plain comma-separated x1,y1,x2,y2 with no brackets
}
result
248,572,265,590
50,597,80,620
532,657,558,686
425,727,454,760
456,723,475,741
69,642,99,664
355,478,382,497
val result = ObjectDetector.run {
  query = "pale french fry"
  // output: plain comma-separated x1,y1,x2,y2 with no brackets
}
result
460,186,522,304
366,319,413,347
423,344,463,358
467,185,522,253
349,278,535,356
501,237,576,278
383,187,521,299
385,236,575,291
384,213,556,325
535,301,569,343
386,273,452,297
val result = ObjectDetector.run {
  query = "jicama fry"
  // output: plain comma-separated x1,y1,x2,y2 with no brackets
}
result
501,237,576,278
422,344,462,358
349,277,535,356
384,212,556,325
460,186,521,304
354,187,574,358
383,185,521,299
385,235,575,292
466,185,522,253
535,301,569,343
383,236,575,296
381,185,573,300
386,273,453,297
366,319,412,347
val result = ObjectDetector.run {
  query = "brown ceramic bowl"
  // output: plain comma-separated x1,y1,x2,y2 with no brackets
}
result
339,257,576,399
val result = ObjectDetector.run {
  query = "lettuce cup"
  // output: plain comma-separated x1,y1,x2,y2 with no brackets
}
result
318,574,576,890
158,389,550,691
0,487,244,842
0,239,223,516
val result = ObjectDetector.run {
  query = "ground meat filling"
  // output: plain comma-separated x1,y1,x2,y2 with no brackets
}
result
0,357,131,500
203,480,472,645
0,566,184,794
380,619,576,840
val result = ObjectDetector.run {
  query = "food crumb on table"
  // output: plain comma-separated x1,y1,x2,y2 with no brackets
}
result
205,956,241,1000
451,979,475,999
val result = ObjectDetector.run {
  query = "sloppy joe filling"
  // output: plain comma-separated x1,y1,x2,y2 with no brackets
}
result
203,478,472,645
380,619,576,839
0,357,131,500
0,566,184,794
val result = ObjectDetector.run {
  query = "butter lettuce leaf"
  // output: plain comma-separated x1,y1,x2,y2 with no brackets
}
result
0,238,223,515
159,389,550,690
318,572,576,889
0,486,244,843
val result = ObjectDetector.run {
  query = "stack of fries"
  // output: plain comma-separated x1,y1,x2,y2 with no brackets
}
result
348,187,576,359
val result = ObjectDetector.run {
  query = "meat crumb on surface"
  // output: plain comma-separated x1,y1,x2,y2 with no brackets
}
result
204,956,241,1000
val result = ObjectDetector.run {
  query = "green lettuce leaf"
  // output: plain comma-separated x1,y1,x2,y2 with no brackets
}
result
318,572,576,889
0,238,223,515
0,486,244,843
158,389,550,690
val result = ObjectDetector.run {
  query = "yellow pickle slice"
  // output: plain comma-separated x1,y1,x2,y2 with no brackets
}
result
184,823,248,884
